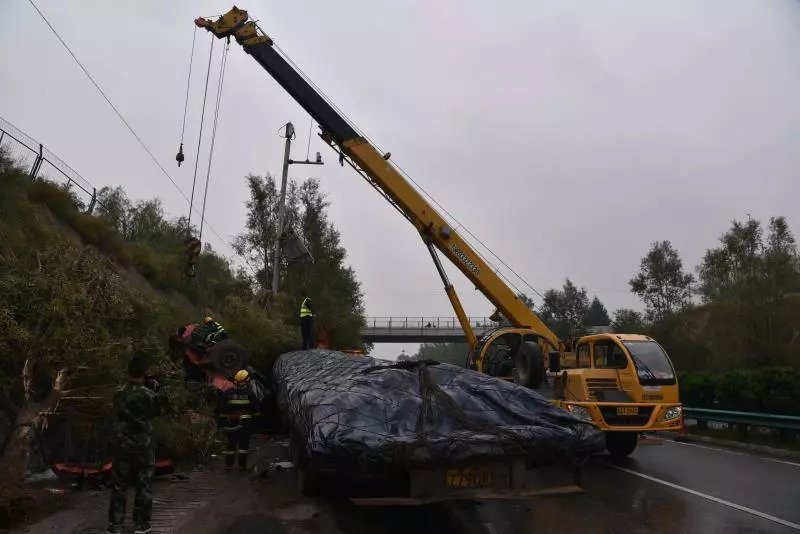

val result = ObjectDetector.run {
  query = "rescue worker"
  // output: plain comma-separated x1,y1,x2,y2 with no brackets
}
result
219,369,260,471
107,356,163,534
299,297,315,349
201,316,228,346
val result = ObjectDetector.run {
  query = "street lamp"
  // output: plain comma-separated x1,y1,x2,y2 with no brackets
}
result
272,122,325,296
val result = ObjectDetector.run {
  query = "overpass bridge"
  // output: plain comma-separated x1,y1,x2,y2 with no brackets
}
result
361,316,502,343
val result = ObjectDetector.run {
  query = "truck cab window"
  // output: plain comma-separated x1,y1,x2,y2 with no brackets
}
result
593,341,628,369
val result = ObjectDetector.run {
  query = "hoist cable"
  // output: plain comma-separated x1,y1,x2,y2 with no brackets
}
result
305,117,313,160
187,37,215,235
179,26,197,145
199,41,229,243
26,0,259,278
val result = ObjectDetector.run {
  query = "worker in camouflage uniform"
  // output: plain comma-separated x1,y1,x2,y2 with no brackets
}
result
107,356,163,534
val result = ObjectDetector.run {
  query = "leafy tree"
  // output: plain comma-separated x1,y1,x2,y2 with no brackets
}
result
696,216,800,365
611,308,645,333
586,296,611,326
629,240,694,322
540,279,589,338
235,174,365,349
95,186,133,237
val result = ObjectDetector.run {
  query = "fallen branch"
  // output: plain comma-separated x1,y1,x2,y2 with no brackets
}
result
0,368,69,491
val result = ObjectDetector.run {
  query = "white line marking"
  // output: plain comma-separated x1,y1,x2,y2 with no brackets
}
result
668,440,800,468
610,464,800,531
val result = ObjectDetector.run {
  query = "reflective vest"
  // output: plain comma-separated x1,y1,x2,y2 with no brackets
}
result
204,322,226,344
299,298,313,318
221,385,258,425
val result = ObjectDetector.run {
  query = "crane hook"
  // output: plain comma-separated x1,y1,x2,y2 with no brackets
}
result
176,143,185,167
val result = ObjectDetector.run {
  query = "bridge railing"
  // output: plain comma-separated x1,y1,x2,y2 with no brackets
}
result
364,317,501,330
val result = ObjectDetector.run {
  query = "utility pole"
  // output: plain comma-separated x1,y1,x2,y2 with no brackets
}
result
271,122,324,296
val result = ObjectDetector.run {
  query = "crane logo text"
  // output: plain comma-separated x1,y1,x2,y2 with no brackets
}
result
451,244,480,275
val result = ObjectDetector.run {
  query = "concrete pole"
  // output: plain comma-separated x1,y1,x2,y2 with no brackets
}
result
272,122,294,296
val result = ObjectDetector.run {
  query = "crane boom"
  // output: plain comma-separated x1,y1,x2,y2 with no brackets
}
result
196,7,559,349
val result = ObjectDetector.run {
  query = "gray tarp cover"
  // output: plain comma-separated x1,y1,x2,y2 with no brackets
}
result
273,350,605,472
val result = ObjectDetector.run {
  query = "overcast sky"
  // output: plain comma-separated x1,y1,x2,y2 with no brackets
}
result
3,1,800,359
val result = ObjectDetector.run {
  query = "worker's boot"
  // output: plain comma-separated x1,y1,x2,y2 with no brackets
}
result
238,452,249,471
224,451,235,471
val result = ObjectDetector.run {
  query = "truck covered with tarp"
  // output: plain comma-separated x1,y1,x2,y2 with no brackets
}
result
272,350,605,504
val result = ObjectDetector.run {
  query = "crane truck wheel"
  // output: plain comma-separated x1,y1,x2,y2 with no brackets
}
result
605,431,638,457
207,340,248,373
514,341,544,389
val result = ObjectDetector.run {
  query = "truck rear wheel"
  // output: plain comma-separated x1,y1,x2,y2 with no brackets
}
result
605,431,638,457
207,340,247,373
514,341,544,389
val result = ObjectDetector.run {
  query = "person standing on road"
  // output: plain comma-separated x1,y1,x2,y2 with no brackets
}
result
219,369,261,471
299,297,315,349
107,356,163,534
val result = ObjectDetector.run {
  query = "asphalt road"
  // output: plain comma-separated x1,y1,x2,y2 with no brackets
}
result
477,439,800,534
18,436,800,534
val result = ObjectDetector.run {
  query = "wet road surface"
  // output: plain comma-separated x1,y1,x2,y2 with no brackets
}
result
18,436,800,533
477,439,800,534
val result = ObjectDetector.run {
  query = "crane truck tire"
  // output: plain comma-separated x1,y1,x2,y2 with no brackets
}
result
605,431,638,457
207,340,248,373
513,341,544,389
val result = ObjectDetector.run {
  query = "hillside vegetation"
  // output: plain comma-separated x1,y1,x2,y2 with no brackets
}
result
0,148,364,465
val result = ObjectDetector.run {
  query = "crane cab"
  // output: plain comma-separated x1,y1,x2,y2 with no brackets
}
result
468,329,683,457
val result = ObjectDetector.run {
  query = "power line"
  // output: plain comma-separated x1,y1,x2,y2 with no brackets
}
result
26,0,245,265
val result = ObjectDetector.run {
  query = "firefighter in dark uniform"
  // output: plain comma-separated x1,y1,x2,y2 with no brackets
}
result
299,297,315,349
107,356,163,534
219,369,260,471
201,316,228,345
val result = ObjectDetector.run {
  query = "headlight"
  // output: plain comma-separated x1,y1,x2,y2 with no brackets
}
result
660,406,682,421
566,404,593,422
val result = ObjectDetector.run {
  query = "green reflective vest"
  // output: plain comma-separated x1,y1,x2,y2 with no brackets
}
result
300,298,313,318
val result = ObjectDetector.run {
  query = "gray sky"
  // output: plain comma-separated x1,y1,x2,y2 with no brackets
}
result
3,0,800,359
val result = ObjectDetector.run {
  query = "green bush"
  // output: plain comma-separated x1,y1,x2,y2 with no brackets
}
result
221,295,298,371
680,367,800,415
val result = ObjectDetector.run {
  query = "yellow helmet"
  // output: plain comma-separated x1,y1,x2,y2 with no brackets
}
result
233,369,250,383
203,316,214,324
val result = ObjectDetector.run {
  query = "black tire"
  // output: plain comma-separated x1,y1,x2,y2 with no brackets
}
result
514,341,544,389
207,340,247,373
605,431,638,457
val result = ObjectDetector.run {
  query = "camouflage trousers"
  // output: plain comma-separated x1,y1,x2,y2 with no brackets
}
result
108,451,155,531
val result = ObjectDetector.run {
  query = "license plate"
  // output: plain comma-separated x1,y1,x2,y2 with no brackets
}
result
446,467,492,488
617,406,639,416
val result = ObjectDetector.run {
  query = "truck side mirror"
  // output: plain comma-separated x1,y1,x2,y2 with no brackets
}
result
548,351,561,373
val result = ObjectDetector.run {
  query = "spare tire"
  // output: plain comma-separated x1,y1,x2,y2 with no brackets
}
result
207,340,248,373
513,341,544,389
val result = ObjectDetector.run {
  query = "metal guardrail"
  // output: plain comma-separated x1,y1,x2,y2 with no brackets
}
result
684,407,800,431
364,317,502,330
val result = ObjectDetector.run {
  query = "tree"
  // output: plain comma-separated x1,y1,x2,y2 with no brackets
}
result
611,308,645,333
697,216,799,304
586,296,611,326
234,174,365,348
540,279,589,338
96,186,132,237
629,240,694,322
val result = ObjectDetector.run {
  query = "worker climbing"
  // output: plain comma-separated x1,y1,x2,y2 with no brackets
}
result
219,369,261,471
299,296,315,349
200,316,228,345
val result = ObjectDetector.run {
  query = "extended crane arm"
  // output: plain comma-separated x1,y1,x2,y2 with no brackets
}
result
196,7,560,349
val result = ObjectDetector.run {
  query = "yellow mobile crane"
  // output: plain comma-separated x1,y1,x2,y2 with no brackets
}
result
196,7,682,457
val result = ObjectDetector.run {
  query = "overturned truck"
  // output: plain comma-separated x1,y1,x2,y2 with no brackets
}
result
273,350,605,504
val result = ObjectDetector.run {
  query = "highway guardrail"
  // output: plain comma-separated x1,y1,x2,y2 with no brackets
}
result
684,407,800,431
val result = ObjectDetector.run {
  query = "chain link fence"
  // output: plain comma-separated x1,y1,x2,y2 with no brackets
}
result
0,116,100,213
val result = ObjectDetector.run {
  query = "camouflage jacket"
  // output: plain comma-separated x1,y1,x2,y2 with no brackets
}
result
113,381,162,455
